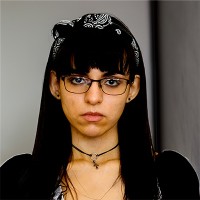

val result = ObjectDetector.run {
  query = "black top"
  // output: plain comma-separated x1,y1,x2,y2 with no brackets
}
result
155,150,200,199
1,151,200,199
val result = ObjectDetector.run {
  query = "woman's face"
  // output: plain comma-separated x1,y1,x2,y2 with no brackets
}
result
50,68,140,138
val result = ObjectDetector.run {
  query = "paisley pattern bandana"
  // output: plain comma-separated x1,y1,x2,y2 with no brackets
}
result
51,13,140,67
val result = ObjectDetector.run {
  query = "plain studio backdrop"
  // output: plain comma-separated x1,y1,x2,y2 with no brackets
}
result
1,1,200,187
1,1,153,163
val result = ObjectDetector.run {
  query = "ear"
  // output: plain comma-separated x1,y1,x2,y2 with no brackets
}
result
49,70,61,100
126,75,140,103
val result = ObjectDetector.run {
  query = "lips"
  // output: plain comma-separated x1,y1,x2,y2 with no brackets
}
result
82,112,104,122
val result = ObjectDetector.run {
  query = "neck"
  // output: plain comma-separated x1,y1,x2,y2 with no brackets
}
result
70,125,119,168
71,138,119,169
72,143,119,169
71,126,119,155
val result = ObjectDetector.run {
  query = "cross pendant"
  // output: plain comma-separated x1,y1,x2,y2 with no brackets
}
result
90,153,99,169
93,160,99,169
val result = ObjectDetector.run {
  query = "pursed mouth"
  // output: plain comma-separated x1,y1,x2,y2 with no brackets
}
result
81,112,104,122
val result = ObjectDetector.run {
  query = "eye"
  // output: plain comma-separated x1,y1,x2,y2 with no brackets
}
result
104,78,121,87
68,76,86,85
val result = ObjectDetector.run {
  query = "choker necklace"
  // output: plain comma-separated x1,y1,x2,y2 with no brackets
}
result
72,143,119,169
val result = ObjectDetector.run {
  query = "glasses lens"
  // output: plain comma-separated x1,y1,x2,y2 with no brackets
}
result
64,76,90,94
101,78,128,95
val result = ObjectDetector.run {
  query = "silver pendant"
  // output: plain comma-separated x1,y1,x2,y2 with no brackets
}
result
90,153,99,169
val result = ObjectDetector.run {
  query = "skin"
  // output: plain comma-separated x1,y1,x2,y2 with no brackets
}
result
50,68,140,151
49,68,140,200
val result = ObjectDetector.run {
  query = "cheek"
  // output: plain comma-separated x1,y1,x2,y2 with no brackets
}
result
110,89,129,111
59,85,80,122
60,95,79,120
108,89,130,122
105,97,127,122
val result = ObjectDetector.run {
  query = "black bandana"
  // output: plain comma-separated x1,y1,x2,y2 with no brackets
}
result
51,13,140,67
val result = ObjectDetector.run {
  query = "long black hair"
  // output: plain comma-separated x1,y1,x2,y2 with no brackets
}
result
31,13,158,199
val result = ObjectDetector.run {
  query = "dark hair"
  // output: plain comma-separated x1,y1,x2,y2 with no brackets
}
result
31,13,158,199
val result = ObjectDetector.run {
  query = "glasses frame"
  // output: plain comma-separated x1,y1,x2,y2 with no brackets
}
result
61,75,131,96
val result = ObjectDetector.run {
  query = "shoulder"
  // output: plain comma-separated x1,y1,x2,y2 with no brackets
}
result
1,153,32,176
155,150,200,199
1,153,32,167
0,153,33,199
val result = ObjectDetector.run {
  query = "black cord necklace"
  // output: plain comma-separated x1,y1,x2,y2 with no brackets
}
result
72,143,119,169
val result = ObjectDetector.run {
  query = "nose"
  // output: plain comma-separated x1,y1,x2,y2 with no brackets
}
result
84,82,103,105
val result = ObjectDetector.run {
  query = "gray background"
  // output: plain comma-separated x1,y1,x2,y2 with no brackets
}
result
1,0,200,186
1,1,153,162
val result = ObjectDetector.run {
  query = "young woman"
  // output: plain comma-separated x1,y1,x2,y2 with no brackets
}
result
1,13,199,200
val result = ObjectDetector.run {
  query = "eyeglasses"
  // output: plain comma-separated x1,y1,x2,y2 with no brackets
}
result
61,75,131,95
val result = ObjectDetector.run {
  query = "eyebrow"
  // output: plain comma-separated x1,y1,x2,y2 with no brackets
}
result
103,72,128,78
